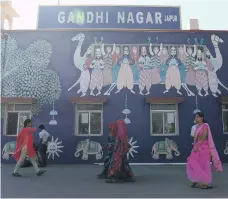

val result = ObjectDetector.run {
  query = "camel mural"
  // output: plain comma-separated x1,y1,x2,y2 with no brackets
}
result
205,35,228,97
67,33,228,97
67,33,92,97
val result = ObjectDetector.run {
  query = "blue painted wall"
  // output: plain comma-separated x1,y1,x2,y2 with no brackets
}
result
1,30,228,164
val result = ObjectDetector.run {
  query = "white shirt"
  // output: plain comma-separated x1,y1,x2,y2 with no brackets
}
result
191,125,196,137
39,129,50,144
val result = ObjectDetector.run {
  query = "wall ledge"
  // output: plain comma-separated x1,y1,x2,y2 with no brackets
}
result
1,97,36,103
71,97,107,103
145,97,184,104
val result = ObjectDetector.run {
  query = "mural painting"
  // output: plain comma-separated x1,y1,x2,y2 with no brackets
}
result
2,141,16,160
68,33,227,98
122,94,131,124
2,141,37,164
47,136,64,160
67,33,92,97
49,102,58,125
1,31,227,164
74,139,103,160
1,36,62,116
1,138,64,161
224,141,228,155
127,137,139,160
151,138,180,160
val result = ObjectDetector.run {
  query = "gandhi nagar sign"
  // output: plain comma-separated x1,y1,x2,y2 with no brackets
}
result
37,5,181,30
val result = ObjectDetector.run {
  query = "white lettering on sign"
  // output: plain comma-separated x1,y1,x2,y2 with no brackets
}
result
87,12,93,23
127,12,134,23
136,12,143,24
155,12,162,24
165,15,178,22
117,12,125,23
146,12,153,24
58,11,65,23
57,11,168,25
96,12,103,23
67,12,74,23
105,12,108,23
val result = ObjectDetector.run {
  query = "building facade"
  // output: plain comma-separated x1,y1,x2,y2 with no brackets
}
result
1,30,228,164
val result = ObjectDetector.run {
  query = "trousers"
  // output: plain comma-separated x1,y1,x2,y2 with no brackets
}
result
13,145,39,173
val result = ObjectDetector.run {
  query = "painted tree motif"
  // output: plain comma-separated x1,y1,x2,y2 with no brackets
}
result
1,36,61,116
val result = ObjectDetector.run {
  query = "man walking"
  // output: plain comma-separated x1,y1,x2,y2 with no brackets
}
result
38,124,50,167
12,119,45,177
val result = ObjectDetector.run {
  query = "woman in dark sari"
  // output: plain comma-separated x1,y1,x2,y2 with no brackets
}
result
97,122,117,179
106,119,135,183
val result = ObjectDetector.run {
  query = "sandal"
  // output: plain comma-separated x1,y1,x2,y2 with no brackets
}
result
97,174,105,179
200,185,212,189
125,177,136,182
12,172,21,177
190,182,197,188
106,178,116,183
36,170,45,176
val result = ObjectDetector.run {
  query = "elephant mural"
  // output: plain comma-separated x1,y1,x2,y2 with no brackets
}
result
1,141,41,167
151,138,180,160
224,141,228,155
2,141,16,160
74,139,103,160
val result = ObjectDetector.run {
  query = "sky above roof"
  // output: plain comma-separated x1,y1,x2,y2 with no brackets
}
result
10,0,228,30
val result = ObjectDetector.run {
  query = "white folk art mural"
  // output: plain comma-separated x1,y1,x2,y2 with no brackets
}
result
2,138,64,161
47,136,64,160
2,141,16,160
68,33,228,97
49,102,58,125
74,139,103,160
1,36,61,116
224,141,228,155
2,141,31,162
127,137,139,160
123,94,131,124
151,138,180,160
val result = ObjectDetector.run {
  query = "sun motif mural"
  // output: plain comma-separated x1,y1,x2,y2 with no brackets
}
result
127,137,139,160
47,136,64,160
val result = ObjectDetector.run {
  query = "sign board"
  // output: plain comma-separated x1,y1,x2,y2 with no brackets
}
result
37,5,181,30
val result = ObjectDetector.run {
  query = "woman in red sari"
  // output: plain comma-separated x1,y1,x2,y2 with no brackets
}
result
186,112,223,189
12,119,45,177
106,119,135,183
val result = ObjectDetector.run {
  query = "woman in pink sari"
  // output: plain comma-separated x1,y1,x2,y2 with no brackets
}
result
186,112,223,189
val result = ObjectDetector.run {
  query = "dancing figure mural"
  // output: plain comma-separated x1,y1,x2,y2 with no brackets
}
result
138,46,153,95
90,47,104,96
184,44,197,86
115,47,136,94
160,46,169,84
149,43,162,85
193,46,209,97
163,46,182,95
101,43,116,86
177,46,195,96
67,33,227,98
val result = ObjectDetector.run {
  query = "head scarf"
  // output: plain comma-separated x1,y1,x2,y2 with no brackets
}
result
117,120,128,140
116,120,129,154
109,122,117,137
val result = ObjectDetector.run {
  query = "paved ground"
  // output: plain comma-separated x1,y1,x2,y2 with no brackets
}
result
1,164,228,198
